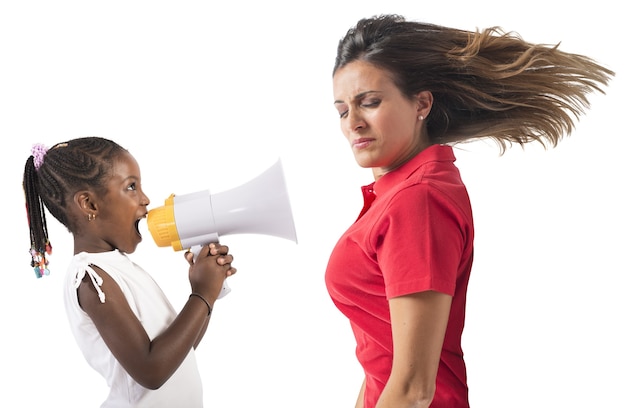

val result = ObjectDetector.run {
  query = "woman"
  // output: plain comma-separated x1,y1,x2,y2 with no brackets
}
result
325,14,613,408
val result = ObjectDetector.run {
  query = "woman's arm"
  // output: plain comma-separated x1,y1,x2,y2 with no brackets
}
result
355,377,366,408
375,290,452,408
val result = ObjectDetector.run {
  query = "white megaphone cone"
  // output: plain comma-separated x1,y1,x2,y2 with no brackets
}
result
147,159,297,298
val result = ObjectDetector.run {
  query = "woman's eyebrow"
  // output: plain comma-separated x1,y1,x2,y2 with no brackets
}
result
334,90,381,104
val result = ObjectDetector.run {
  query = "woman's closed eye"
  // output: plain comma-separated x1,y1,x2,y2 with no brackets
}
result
335,99,381,119
335,102,349,119
361,98,381,108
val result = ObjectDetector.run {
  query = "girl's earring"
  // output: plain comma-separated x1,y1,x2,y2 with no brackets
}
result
418,115,425,120
88,213,96,221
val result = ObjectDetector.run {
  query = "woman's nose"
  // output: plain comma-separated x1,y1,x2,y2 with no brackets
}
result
349,112,366,131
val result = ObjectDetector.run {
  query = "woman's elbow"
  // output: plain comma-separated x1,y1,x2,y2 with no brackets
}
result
408,386,435,408
414,394,435,408
378,381,436,407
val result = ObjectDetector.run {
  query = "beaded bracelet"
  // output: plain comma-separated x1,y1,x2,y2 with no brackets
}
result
189,293,212,316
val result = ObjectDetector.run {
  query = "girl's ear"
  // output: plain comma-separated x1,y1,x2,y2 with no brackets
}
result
74,191,98,219
414,90,433,120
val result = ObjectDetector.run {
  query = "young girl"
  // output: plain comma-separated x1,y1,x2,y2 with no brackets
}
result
23,136,236,407
326,14,613,408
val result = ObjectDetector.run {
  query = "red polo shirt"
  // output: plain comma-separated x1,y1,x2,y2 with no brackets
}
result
325,144,474,408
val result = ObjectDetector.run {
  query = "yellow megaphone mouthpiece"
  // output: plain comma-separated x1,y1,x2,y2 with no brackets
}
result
146,194,185,251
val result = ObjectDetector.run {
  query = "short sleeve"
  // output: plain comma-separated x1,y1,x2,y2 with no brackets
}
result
375,184,467,298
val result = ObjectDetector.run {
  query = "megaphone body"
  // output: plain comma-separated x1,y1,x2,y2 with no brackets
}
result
147,159,297,297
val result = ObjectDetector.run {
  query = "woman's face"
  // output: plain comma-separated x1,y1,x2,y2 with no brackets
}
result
333,60,430,176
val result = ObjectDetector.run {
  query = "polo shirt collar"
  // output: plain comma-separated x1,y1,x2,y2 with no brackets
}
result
372,144,456,196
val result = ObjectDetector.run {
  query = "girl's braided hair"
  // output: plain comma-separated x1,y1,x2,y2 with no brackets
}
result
23,136,127,277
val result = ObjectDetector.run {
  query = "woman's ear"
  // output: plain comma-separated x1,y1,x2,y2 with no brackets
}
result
414,90,433,120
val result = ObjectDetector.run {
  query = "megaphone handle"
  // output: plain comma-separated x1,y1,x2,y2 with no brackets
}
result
190,245,231,299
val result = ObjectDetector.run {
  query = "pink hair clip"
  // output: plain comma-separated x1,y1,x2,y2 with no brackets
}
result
31,143,48,170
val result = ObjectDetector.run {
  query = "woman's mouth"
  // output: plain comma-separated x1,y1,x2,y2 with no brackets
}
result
352,138,374,150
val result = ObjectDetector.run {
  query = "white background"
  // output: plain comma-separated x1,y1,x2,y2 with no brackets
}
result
1,1,624,407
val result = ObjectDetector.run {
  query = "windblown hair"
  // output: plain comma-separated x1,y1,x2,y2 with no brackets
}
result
334,14,614,151
23,137,127,275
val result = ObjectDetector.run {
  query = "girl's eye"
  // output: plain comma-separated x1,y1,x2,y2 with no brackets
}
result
127,182,137,191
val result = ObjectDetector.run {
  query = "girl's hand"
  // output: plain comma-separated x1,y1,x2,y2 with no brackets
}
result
185,243,236,304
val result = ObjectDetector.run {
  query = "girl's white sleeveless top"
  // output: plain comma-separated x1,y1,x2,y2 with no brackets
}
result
64,250,203,407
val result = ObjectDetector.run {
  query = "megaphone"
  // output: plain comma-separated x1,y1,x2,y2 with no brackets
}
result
147,159,297,298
